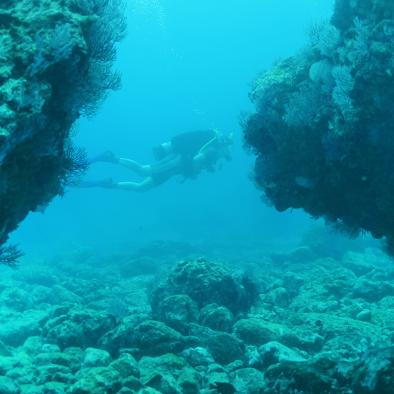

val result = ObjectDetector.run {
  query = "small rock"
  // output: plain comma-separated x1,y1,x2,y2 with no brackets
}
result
181,347,214,367
250,341,306,369
6,366,36,385
22,336,44,356
356,309,372,322
137,388,162,394
206,332,244,365
122,376,143,391
70,367,121,394
351,279,394,302
207,370,235,394
0,287,32,311
117,388,135,394
41,344,61,353
0,310,45,346
177,368,201,394
0,375,19,394
35,364,74,385
133,320,185,356
0,356,18,375
233,318,279,345
83,348,111,368
232,368,265,394
269,287,289,307
139,354,186,386
43,308,116,349
0,340,12,357
110,353,139,378
153,294,199,332
199,304,234,332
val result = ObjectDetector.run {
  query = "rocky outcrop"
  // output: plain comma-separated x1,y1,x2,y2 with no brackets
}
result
0,0,125,258
243,0,394,253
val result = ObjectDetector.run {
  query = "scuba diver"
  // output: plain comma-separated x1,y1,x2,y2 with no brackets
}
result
80,129,233,192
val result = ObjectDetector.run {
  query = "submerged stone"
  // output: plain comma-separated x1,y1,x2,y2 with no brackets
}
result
231,368,265,394
154,294,199,332
133,320,185,356
233,318,280,346
199,304,234,332
82,348,111,368
151,259,258,315
70,366,121,394
0,376,19,394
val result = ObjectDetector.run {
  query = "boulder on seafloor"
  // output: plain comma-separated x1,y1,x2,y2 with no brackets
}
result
153,294,200,333
233,318,282,346
231,368,265,394
0,0,125,256
132,320,186,357
351,346,394,394
199,304,234,332
151,258,258,315
248,341,307,370
68,366,122,394
43,306,116,349
205,332,245,365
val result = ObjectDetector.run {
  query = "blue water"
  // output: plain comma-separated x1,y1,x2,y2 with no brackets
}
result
10,0,335,256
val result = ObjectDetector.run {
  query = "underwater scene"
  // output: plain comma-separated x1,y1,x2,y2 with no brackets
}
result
1,0,394,393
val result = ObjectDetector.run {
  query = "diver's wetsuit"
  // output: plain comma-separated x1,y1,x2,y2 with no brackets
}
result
170,129,216,158
169,129,216,179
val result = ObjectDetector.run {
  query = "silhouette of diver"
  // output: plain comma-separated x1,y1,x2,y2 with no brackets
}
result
80,129,233,192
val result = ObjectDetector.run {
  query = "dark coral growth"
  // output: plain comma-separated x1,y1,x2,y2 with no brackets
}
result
0,244,24,267
61,143,89,188
0,0,126,252
243,0,394,252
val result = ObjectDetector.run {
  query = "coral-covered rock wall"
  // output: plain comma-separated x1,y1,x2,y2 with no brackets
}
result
244,0,394,252
0,0,125,252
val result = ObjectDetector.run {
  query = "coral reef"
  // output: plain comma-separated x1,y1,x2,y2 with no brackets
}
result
243,0,394,252
0,244,392,393
0,0,125,253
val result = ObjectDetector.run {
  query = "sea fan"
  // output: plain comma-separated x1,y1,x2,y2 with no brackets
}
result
0,245,24,267
61,144,89,187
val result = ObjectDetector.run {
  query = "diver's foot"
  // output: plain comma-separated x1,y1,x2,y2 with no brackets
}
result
78,178,116,189
89,150,118,164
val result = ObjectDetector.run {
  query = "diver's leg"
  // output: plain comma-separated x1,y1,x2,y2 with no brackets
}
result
77,177,154,192
116,177,156,192
89,152,152,176
118,155,181,176
118,158,152,176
